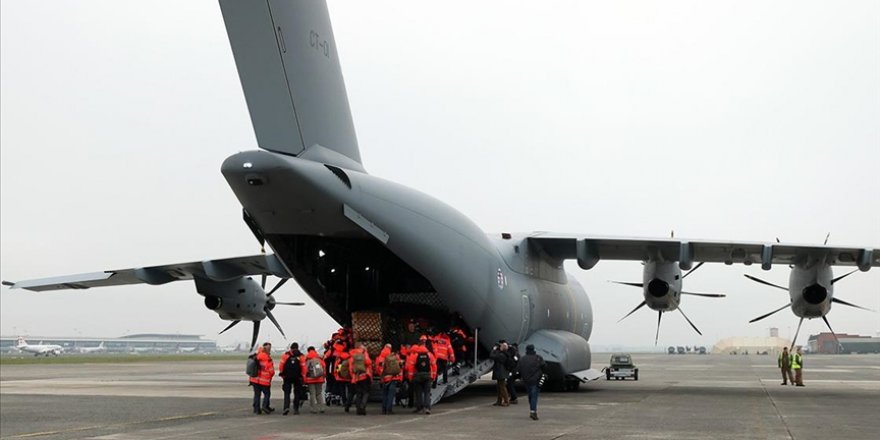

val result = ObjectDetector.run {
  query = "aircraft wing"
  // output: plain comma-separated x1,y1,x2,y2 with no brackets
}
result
3,254,291,292
527,233,879,271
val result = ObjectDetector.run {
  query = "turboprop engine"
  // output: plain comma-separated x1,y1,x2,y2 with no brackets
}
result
195,275,303,350
612,261,726,344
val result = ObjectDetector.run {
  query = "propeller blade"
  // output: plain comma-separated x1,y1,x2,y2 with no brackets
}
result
609,281,644,288
218,320,241,335
266,310,286,338
743,274,788,291
824,232,830,245
831,269,858,285
790,317,804,351
749,303,792,323
832,297,876,312
267,278,289,296
681,262,705,279
681,291,726,298
261,274,267,290
617,301,648,323
274,301,305,306
822,316,843,353
677,306,702,336
250,321,261,352
655,311,662,346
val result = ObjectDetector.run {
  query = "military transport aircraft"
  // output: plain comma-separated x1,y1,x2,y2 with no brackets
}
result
3,1,879,398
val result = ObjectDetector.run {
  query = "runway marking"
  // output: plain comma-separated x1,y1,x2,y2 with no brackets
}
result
758,374,795,440
0,411,219,439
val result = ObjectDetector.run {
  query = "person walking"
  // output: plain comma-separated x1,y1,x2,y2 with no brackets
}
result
516,344,546,420
301,346,327,413
793,346,805,387
376,344,403,415
279,342,305,415
778,346,794,386
348,342,373,415
249,342,275,415
333,349,353,412
506,343,520,404
490,341,510,407
406,336,437,414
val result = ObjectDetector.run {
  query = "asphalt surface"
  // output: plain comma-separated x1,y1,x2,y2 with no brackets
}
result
1,353,878,439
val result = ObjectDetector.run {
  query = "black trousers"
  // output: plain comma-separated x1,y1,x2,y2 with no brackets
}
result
352,379,371,410
282,378,304,411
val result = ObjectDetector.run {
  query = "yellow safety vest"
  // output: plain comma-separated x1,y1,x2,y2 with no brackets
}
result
792,353,802,369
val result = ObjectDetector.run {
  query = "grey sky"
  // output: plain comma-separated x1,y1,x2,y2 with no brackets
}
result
2,0,878,349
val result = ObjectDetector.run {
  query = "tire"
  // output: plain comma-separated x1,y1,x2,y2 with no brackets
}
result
634,370,639,381
606,370,611,380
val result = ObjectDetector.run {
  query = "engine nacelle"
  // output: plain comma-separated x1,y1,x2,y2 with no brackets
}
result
789,264,833,318
194,276,267,321
642,261,682,311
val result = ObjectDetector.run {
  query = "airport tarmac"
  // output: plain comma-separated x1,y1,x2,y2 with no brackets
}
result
1,353,878,439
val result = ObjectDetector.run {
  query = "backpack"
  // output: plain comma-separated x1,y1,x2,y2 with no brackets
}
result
282,354,301,379
352,352,367,375
413,352,431,382
336,359,351,380
306,357,324,379
383,356,401,376
246,355,260,378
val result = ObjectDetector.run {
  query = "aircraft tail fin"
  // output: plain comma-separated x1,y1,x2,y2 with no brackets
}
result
219,0,363,170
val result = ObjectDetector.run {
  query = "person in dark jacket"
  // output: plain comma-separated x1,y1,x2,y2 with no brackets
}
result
516,344,546,420
505,343,520,404
490,341,510,406
279,342,304,415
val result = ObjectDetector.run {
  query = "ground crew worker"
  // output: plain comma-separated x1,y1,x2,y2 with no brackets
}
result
301,346,327,413
406,335,437,414
793,346,805,387
348,342,373,415
490,341,510,406
334,349,353,412
778,346,794,386
249,342,275,415
279,342,305,415
376,344,403,415
516,344,546,421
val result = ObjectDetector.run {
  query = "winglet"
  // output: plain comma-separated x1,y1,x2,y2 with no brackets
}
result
2,281,14,287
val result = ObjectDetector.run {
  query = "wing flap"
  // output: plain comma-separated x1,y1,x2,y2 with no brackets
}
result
529,233,878,270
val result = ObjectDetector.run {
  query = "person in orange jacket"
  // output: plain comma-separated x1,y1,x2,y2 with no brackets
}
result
333,349,353,412
405,336,437,414
431,331,455,385
249,342,276,415
376,344,404,415
348,342,373,415
300,346,327,414
278,342,304,415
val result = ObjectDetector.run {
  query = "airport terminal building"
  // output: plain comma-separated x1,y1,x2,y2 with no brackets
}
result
808,332,880,354
1,333,217,354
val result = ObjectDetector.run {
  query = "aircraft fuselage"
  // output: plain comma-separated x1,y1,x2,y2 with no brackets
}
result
222,150,594,377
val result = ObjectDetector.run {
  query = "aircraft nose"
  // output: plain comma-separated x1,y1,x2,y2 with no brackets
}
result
802,284,828,305
647,279,669,297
